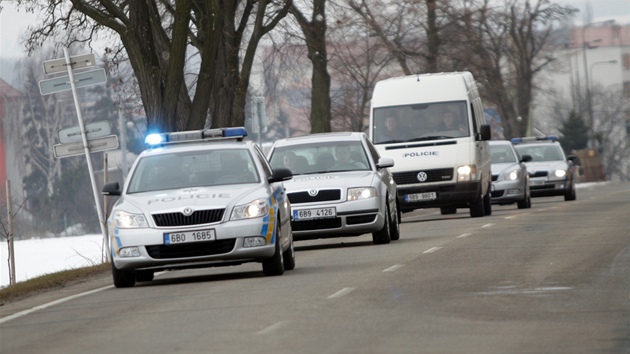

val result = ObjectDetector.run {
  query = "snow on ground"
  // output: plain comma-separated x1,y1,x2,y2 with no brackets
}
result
0,235,106,288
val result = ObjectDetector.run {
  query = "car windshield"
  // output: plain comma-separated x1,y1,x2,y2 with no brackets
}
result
269,141,370,175
126,148,260,193
371,101,469,144
490,144,517,163
514,144,564,162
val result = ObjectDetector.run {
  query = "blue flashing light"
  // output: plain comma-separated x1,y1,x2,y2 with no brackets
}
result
223,127,248,137
511,138,523,144
145,133,166,146
512,135,559,145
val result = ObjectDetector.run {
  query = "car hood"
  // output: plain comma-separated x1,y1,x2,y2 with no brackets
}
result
491,162,521,175
117,184,265,214
285,171,375,190
524,161,568,173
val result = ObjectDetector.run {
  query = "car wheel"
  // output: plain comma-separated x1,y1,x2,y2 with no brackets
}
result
564,184,577,201
469,192,485,218
441,207,457,215
483,185,492,215
111,261,136,288
372,207,392,244
282,232,296,271
136,270,154,282
262,224,285,276
389,200,401,241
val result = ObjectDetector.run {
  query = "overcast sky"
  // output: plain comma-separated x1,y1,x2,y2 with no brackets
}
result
1,0,629,61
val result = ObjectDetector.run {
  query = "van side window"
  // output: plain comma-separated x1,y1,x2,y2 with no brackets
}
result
470,103,479,134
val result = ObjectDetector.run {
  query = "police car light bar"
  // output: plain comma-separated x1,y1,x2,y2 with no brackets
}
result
511,135,558,144
145,127,248,146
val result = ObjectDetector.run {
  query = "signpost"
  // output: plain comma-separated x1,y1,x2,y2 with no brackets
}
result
58,120,112,144
39,49,113,261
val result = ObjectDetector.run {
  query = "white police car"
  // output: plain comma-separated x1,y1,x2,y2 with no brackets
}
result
102,127,294,288
267,132,399,244
489,140,532,209
512,136,577,201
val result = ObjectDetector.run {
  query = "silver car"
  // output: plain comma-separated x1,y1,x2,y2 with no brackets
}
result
489,140,532,209
512,136,577,201
268,132,400,244
102,127,295,288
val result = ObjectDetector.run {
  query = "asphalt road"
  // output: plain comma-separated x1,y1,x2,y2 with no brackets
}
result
1,182,628,354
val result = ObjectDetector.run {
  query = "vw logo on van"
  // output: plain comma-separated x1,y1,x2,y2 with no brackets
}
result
417,172,428,182
308,189,319,196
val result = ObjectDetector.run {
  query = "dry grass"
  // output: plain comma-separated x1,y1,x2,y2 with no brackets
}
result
0,263,110,304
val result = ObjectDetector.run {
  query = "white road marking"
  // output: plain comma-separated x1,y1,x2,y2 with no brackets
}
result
327,287,355,299
255,321,286,335
423,247,442,254
0,285,113,324
456,233,472,238
383,264,404,272
482,223,494,228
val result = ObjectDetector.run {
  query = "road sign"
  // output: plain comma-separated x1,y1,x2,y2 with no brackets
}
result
58,121,112,144
53,135,119,158
39,68,107,95
43,53,97,74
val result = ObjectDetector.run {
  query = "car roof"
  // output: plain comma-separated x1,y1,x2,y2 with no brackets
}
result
272,132,366,147
489,140,513,146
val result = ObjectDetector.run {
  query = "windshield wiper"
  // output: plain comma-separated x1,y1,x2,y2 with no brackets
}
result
408,136,454,142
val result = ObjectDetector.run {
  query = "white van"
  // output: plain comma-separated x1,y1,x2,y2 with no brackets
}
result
369,71,492,217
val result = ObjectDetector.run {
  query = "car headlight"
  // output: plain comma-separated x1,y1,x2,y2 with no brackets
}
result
457,165,477,181
502,169,521,181
231,198,269,220
113,210,148,228
347,187,377,201
555,169,567,178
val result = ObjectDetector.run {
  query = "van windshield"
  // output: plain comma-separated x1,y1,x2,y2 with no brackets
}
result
372,101,469,144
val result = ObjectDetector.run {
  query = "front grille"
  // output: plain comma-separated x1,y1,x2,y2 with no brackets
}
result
530,171,548,178
153,209,225,227
346,214,377,225
491,190,504,198
393,168,454,185
288,189,341,204
146,239,236,259
292,218,342,231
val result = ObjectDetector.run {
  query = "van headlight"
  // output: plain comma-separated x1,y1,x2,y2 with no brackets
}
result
232,198,269,220
457,165,477,181
113,210,148,228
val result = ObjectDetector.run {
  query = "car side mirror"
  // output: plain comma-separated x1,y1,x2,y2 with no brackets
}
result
269,168,293,183
520,154,532,163
376,157,395,169
567,155,578,163
477,124,491,141
102,181,122,196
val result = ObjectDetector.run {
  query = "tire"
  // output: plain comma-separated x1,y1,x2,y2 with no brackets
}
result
136,270,154,282
483,189,492,216
441,207,457,215
262,224,284,276
372,207,392,245
282,232,296,271
565,183,576,201
389,201,401,241
469,192,485,218
111,261,135,288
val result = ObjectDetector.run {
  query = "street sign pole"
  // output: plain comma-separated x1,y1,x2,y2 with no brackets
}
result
62,48,110,261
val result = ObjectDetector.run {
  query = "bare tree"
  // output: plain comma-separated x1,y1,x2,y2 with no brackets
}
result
289,0,332,133
20,0,292,132
592,86,630,181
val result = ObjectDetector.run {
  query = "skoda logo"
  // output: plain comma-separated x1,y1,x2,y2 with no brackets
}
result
308,189,319,197
417,171,428,182
182,207,193,216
